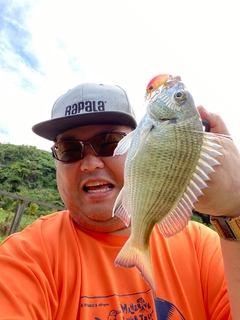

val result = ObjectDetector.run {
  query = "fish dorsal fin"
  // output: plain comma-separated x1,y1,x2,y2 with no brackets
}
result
113,131,134,156
112,188,131,226
158,132,222,238
158,194,194,237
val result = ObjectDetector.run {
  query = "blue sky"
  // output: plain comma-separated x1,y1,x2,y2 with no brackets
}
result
0,0,240,151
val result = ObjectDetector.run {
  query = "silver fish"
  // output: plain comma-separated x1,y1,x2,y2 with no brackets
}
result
112,78,222,292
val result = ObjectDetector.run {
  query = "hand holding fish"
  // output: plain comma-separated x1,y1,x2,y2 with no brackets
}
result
194,105,240,218
198,106,240,319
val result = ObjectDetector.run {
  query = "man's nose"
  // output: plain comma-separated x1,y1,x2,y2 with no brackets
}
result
79,145,104,171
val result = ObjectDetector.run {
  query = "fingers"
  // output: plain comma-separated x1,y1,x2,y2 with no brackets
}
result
193,107,240,217
197,105,231,135
194,137,240,217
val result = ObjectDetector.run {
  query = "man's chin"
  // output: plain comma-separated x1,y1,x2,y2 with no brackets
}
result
72,214,128,233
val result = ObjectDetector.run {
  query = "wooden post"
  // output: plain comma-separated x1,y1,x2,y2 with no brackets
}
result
8,200,27,235
0,190,65,237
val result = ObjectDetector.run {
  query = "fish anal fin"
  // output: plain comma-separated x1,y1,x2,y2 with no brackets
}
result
112,188,131,226
115,239,156,293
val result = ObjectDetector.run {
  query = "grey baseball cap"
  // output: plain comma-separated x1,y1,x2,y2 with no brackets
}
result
32,83,137,141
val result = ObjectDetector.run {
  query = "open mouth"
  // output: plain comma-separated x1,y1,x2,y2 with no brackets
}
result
83,181,114,193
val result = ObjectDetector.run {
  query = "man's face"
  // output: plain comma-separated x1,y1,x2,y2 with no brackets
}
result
55,124,132,233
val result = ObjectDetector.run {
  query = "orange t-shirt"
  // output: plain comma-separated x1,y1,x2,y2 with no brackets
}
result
0,211,231,319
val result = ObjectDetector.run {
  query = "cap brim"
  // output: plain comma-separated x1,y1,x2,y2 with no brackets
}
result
32,111,137,141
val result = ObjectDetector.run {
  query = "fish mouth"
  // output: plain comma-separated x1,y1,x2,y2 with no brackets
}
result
83,181,114,194
160,118,178,123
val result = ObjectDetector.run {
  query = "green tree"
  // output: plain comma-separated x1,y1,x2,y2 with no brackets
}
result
0,142,63,213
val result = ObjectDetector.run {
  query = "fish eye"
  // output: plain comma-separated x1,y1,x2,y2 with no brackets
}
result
149,85,153,91
174,90,187,101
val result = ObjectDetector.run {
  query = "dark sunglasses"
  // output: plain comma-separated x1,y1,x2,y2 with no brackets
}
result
51,132,127,163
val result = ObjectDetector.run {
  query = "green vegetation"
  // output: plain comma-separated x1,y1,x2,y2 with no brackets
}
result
0,142,64,241
0,209,37,242
0,142,62,205
192,210,212,229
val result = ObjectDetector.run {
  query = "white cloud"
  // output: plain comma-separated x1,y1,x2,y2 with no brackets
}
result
0,0,240,151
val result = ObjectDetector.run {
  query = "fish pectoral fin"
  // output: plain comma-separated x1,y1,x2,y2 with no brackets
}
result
129,123,154,160
115,239,156,293
140,121,154,144
112,188,131,226
113,131,135,156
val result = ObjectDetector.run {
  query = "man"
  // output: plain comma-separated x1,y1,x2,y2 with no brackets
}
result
1,83,240,319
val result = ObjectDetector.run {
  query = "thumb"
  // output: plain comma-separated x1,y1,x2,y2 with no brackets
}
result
197,105,231,135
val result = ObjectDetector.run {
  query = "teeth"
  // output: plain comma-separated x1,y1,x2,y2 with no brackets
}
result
88,187,112,193
84,181,112,193
85,181,106,187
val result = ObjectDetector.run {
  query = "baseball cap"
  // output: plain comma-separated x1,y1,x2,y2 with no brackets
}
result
32,83,137,141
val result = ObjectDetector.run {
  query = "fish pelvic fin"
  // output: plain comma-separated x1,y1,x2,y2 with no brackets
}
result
112,187,131,226
158,132,223,238
113,131,134,156
115,238,156,293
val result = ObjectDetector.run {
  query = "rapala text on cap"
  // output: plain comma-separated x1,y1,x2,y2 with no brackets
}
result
65,100,106,116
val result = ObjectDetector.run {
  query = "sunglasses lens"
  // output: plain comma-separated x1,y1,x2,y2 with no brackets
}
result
91,133,125,157
53,141,83,162
52,132,126,163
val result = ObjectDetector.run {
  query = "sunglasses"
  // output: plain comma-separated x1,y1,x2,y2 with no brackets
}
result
51,132,127,163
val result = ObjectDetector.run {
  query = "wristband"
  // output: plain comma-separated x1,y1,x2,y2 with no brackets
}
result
210,216,240,241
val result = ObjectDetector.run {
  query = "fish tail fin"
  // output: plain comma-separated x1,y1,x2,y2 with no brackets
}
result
115,238,155,293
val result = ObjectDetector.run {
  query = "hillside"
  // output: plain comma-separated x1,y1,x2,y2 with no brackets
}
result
0,142,63,214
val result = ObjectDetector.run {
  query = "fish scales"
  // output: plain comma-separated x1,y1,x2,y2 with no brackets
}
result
113,79,222,293
124,116,203,241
